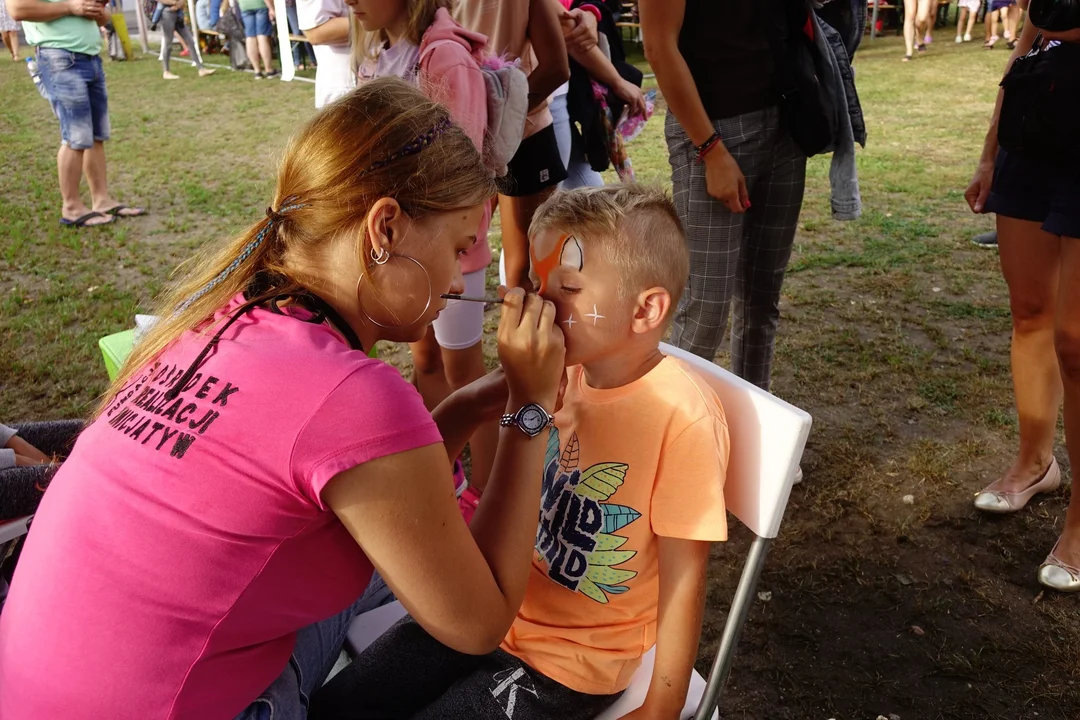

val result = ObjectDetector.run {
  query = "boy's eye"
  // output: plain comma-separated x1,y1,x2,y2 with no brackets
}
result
561,286,582,294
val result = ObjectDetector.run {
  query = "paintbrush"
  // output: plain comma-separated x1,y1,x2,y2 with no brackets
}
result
440,293,504,304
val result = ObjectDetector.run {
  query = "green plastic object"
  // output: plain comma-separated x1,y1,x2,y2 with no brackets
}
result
99,330,136,381
99,329,377,380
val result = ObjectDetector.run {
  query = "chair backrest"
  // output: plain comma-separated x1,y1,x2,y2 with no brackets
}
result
659,343,811,539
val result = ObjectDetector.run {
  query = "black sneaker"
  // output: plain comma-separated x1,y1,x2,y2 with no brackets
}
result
971,230,997,248
254,72,265,80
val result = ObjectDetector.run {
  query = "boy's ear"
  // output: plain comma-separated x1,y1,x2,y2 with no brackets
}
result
631,286,671,335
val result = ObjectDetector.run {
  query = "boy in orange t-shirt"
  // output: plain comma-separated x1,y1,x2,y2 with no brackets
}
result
313,186,729,720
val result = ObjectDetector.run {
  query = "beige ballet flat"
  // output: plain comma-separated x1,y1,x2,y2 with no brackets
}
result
1038,540,1080,593
973,458,1060,514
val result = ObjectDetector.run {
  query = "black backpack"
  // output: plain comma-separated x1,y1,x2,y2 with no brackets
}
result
768,0,837,157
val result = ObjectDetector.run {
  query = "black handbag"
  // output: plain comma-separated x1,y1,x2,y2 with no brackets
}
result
767,0,837,157
998,37,1080,164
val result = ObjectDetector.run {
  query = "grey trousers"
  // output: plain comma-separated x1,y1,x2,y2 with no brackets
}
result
665,106,807,390
161,10,202,73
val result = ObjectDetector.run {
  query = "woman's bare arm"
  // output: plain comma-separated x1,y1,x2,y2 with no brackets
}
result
526,0,570,110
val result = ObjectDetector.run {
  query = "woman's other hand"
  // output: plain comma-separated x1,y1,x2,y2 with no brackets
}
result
965,159,995,213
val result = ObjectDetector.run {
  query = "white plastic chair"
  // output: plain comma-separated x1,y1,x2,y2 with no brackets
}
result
346,342,811,719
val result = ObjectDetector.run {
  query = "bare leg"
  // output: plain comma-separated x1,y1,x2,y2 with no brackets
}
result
1007,3,1020,40
4,30,17,59
410,326,452,412
83,141,112,211
1050,238,1080,569
986,216,1062,495
498,187,557,289
245,36,260,72
58,145,109,225
903,0,918,56
257,35,274,73
988,8,1001,44
967,7,978,36
918,0,933,43
443,342,497,493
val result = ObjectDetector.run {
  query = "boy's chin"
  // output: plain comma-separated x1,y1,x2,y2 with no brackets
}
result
562,344,589,368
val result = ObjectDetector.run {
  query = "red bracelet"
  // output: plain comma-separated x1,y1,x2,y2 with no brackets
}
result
695,132,722,163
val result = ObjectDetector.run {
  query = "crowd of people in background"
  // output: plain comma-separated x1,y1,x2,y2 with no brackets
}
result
901,0,1024,59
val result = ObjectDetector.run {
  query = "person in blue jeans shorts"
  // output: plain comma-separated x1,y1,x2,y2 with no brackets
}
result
239,0,277,78
7,0,146,227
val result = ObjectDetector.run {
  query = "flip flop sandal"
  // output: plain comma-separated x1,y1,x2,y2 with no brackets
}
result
902,54,913,62
104,204,148,218
59,211,115,228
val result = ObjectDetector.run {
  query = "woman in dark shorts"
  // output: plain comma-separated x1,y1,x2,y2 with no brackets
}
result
965,2,1080,592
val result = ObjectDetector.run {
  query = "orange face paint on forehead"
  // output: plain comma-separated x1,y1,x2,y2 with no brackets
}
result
530,234,584,294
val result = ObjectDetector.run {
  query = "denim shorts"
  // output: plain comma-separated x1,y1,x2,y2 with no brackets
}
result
35,47,110,151
985,148,1080,239
242,8,272,37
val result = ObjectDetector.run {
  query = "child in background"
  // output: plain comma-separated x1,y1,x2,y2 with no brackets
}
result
312,185,730,720
348,0,499,500
956,0,981,42
456,0,569,292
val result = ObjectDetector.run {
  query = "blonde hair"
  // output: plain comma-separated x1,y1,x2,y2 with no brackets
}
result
350,0,454,75
95,77,494,417
530,185,689,308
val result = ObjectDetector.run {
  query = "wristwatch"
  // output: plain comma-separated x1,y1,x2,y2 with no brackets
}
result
500,403,555,438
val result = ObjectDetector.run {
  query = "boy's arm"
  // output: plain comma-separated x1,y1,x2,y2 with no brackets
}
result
626,536,711,719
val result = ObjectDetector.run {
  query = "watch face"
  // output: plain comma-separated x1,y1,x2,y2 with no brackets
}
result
519,404,547,436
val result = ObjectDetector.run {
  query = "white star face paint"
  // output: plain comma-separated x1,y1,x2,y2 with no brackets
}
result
585,305,606,326
563,314,577,330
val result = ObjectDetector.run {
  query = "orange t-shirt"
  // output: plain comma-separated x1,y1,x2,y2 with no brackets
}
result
501,357,730,695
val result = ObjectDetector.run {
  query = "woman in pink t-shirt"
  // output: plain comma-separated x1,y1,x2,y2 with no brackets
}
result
0,78,565,720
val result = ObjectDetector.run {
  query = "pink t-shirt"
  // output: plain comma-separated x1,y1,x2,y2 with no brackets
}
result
0,295,442,720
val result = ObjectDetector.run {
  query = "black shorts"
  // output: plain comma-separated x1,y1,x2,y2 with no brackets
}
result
985,149,1080,238
498,123,568,197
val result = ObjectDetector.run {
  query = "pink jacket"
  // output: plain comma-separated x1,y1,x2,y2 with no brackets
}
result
419,8,493,275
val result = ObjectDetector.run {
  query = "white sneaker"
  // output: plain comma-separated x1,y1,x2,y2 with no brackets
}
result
964,33,973,41
955,35,963,43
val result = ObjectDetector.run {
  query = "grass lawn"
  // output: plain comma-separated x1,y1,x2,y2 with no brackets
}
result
2,30,1078,719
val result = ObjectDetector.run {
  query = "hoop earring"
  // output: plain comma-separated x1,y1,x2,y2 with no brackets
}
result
371,246,390,265
355,254,433,329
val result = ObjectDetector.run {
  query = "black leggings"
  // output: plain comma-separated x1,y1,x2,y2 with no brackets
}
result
161,9,203,73
1,420,83,520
